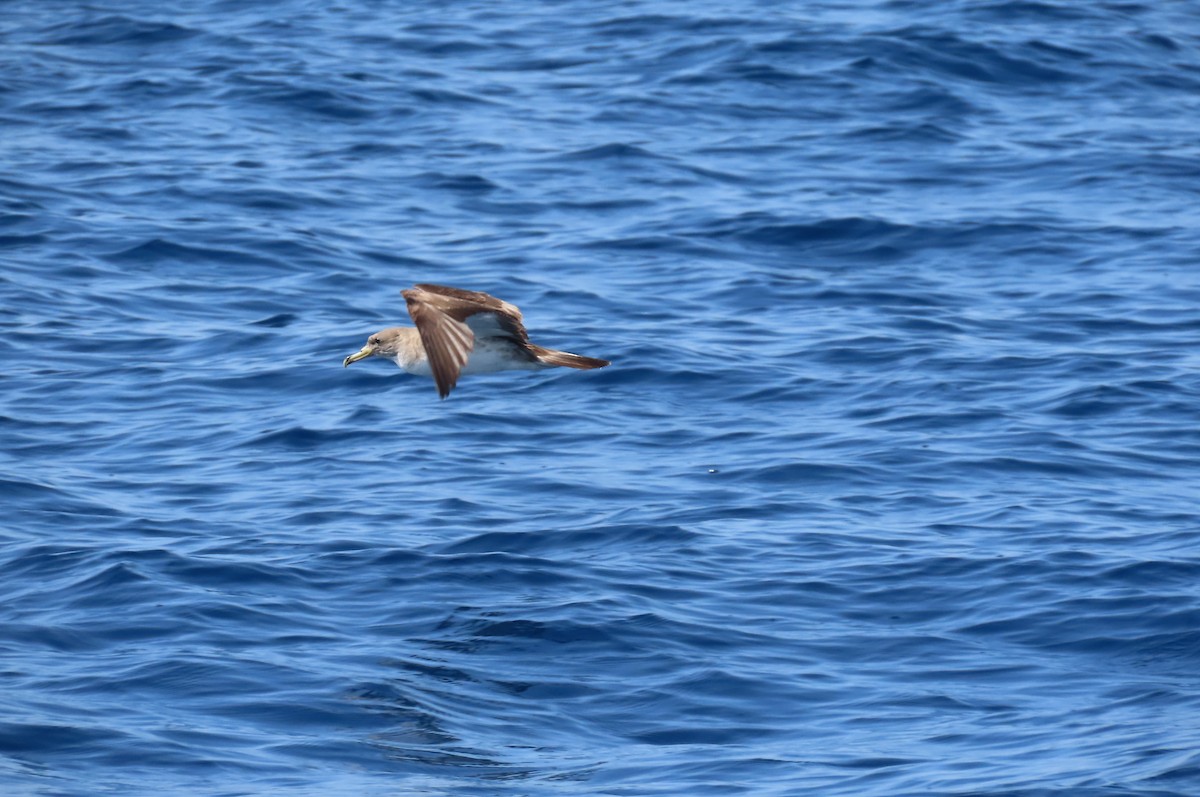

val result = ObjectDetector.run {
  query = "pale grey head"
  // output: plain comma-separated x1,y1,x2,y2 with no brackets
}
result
342,327,414,368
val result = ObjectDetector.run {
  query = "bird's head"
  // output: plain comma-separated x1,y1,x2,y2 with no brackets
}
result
343,327,406,367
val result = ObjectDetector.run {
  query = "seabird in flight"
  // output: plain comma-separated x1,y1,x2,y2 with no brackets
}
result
343,284,610,399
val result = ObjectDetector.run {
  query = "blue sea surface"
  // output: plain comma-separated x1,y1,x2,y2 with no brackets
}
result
3,1,1200,794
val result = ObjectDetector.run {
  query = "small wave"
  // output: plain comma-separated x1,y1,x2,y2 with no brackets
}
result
240,426,381,450
221,84,378,120
863,27,1084,85
38,15,201,46
553,143,668,162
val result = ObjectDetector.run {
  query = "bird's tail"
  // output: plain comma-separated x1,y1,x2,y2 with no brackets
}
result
529,345,610,370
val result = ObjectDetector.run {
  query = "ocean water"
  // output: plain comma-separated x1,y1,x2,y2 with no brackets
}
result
2,1,1200,794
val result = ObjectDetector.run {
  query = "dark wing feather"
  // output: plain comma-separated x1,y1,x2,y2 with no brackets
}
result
403,285,541,398
402,289,476,399
410,284,530,343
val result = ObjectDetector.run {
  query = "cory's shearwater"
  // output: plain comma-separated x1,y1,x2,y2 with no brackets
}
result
343,284,610,398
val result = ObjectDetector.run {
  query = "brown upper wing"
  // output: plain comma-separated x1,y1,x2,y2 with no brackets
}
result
401,285,530,398
409,284,529,341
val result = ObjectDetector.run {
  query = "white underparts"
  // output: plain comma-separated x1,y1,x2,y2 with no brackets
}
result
394,337,545,376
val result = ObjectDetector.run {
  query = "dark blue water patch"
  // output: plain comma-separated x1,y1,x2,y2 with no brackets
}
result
868,27,1086,85
963,1,1110,22
252,312,297,328
407,87,499,107
0,479,125,518
697,214,1094,262
35,15,202,47
845,121,964,144
410,172,501,194
102,238,285,269
552,143,670,163
437,523,702,558
879,85,983,116
478,55,600,73
198,188,336,212
1046,384,1151,418
0,722,128,754
346,33,495,58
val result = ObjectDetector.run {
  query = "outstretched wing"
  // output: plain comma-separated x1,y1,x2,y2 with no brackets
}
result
401,284,530,398
410,284,529,342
